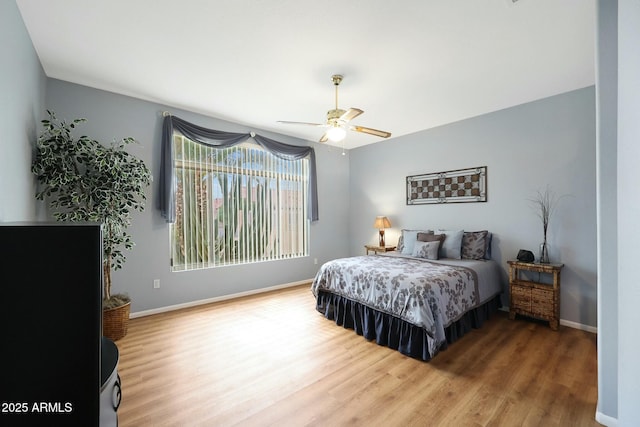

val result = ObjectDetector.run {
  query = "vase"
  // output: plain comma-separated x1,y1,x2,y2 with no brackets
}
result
539,241,550,264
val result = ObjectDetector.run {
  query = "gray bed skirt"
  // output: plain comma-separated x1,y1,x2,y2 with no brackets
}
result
315,291,502,361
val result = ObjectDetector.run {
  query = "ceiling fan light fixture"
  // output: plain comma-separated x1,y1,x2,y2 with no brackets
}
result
278,74,391,143
326,125,346,142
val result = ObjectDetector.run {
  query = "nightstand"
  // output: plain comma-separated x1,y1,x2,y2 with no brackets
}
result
507,260,564,330
365,245,396,255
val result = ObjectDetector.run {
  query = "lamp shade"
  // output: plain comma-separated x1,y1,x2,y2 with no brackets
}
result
326,126,346,142
373,216,391,229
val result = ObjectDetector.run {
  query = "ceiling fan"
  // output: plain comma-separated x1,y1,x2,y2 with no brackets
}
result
278,74,392,143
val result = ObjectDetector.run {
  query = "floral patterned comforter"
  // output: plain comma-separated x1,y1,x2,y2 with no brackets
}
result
311,255,483,356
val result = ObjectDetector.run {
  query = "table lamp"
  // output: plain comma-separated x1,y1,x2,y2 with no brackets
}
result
373,216,391,247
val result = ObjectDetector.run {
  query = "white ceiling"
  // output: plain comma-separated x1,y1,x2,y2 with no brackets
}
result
16,0,595,150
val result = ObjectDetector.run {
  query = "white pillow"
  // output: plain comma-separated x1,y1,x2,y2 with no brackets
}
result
412,241,439,260
399,229,433,255
436,229,464,259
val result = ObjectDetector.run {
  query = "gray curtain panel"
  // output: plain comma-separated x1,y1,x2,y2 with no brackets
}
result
160,115,318,223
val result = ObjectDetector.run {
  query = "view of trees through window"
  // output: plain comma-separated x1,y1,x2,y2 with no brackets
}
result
170,135,309,271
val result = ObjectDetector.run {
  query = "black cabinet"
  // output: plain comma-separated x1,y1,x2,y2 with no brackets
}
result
0,223,103,426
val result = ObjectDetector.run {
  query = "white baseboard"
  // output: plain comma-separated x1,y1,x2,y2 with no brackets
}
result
595,408,617,426
132,287,598,335
499,307,597,334
560,318,597,334
130,279,313,319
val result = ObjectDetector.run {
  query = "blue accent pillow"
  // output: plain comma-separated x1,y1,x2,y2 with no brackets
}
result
436,229,464,259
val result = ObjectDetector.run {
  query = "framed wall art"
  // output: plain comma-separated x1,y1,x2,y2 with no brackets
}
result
406,166,487,205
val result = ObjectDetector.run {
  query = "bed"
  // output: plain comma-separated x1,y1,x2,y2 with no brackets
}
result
311,229,504,361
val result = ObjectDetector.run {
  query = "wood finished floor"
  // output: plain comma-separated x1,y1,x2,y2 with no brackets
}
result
116,284,600,427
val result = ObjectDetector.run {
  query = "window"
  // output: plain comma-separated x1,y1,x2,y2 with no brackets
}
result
170,135,309,271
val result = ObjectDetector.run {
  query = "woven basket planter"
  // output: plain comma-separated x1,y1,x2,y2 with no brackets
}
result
103,302,131,341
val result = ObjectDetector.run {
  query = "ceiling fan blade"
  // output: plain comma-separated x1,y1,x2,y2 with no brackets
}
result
350,125,392,138
277,120,325,127
340,108,364,122
281,75,389,143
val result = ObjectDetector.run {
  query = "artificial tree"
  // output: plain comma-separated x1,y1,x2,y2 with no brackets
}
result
32,110,152,311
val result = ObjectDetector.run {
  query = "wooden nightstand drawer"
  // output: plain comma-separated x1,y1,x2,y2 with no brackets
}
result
531,288,555,318
531,287,553,304
511,285,531,311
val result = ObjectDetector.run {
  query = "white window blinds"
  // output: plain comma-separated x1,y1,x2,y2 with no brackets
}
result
170,135,309,271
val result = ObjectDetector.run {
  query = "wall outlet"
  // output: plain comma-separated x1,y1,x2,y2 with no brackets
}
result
314,258,318,265
153,279,160,289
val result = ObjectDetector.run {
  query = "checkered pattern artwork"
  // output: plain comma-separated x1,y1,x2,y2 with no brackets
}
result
406,166,487,205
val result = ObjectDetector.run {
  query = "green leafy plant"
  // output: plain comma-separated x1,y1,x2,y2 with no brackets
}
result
32,110,152,307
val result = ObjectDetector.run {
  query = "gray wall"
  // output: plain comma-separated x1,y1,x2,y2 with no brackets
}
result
45,79,350,312
617,0,640,423
596,0,618,422
0,0,46,222
35,74,598,331
595,1,640,424
349,87,597,329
